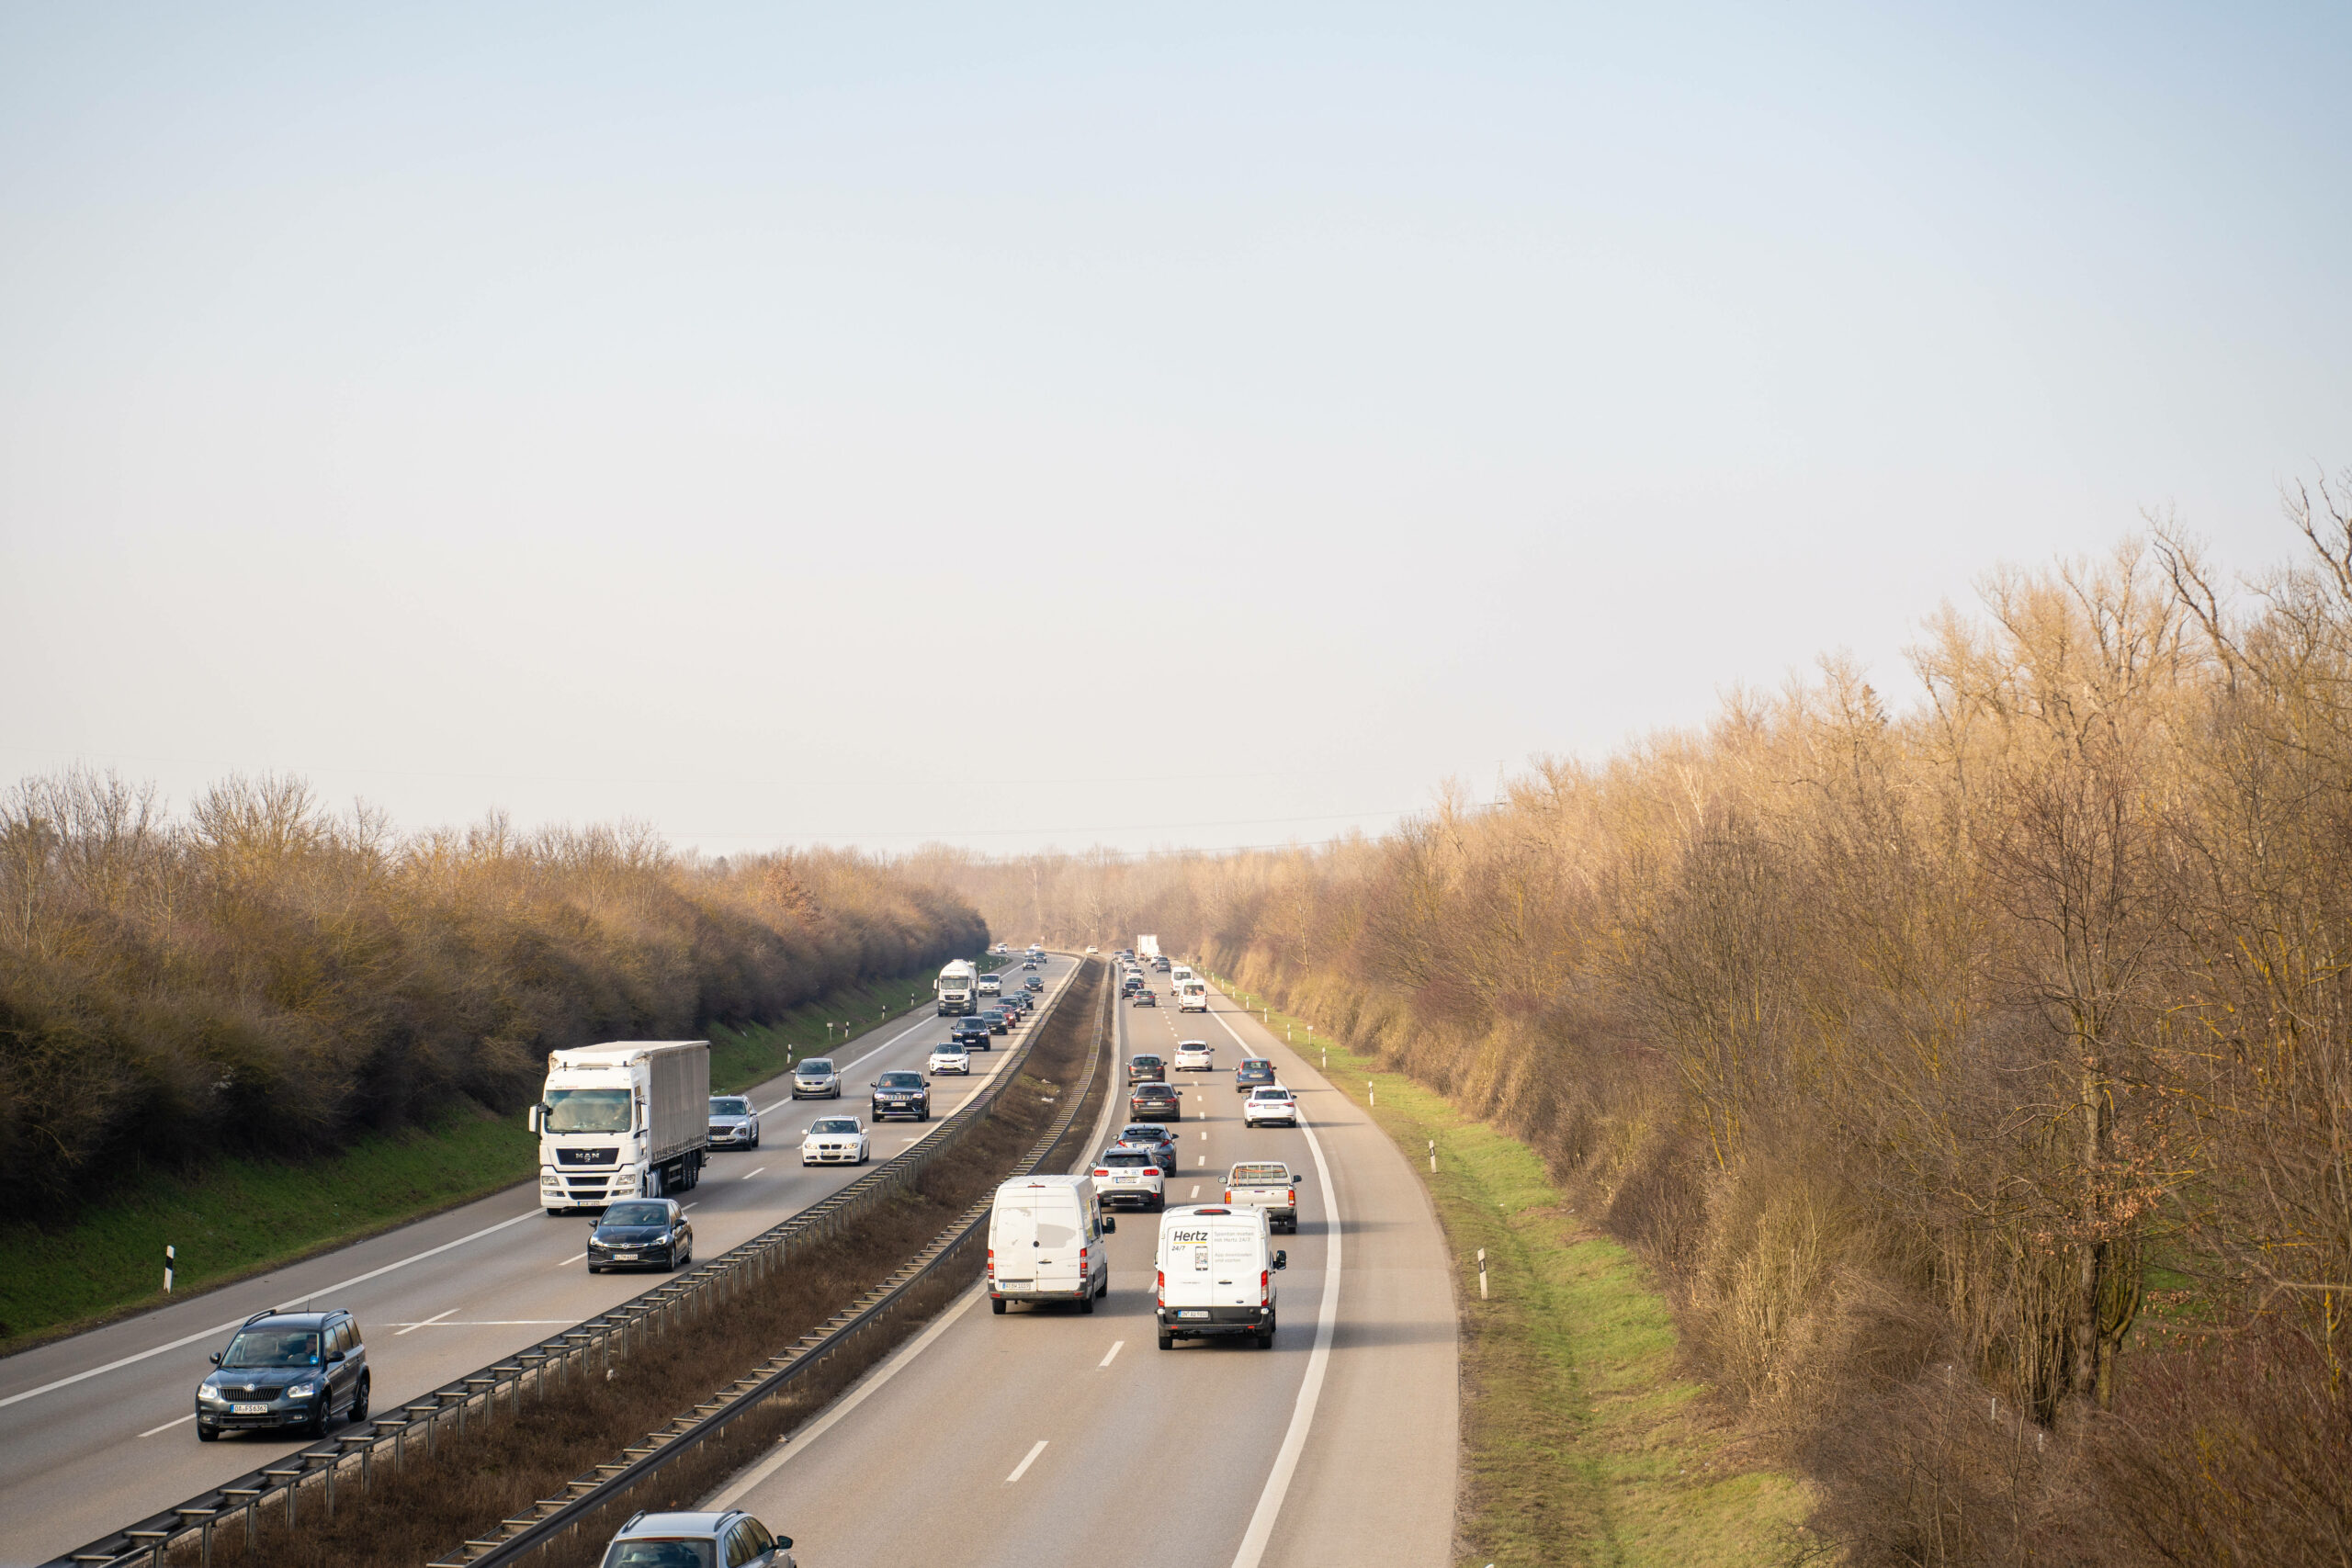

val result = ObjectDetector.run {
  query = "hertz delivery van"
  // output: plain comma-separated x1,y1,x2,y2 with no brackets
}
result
988,1174,1112,1314
1155,1204,1286,1348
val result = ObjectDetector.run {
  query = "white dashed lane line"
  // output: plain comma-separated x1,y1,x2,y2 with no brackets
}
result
1005,1439,1048,1483
740,1167,767,1180
139,1414,195,1438
1099,1340,1124,1369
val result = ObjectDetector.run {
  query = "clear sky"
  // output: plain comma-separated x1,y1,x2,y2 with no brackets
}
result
4,3,2347,855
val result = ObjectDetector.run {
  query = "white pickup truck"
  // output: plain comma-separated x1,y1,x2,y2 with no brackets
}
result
1222,1160,1301,1233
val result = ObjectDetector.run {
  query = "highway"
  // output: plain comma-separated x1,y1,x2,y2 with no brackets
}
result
707,973,1460,1567
0,953,1081,1568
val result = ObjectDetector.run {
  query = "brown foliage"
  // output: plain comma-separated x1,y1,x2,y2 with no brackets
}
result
0,778,987,1217
921,475,2352,1564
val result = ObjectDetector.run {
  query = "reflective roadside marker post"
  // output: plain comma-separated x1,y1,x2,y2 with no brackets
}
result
1478,1248,1487,1300
1429,1139,1436,1173
164,1244,175,1294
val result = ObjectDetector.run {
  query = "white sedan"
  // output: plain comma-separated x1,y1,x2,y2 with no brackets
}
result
1173,1041,1215,1071
928,1044,972,1075
801,1116,870,1166
1242,1086,1300,1128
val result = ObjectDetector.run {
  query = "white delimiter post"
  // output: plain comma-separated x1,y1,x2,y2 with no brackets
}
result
1478,1248,1487,1300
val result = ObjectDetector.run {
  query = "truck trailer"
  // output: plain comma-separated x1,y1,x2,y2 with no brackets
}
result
532,1040,710,1212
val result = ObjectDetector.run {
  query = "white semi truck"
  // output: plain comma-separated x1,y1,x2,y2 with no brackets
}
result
1136,935,1161,961
532,1040,710,1212
936,958,980,1016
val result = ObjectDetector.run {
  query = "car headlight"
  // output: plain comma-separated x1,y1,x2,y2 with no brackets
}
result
198,1384,228,1404
286,1382,318,1399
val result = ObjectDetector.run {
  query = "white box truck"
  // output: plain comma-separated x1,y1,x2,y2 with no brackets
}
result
988,1174,1112,1314
531,1040,710,1213
1136,935,1160,961
1156,1203,1285,1348
935,959,979,1016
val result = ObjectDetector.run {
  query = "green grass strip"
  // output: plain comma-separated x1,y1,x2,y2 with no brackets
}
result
1213,978,1816,1567
0,963,955,1356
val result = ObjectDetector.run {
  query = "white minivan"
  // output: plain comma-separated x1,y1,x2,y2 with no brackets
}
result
1155,1204,1286,1348
988,1174,1113,1314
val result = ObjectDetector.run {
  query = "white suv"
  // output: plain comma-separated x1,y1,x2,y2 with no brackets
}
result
927,1043,972,1075
1242,1086,1299,1128
1173,1041,1215,1071
1091,1145,1168,1211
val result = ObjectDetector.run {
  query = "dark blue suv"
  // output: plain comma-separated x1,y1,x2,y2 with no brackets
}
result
196,1309,368,1440
871,1070,931,1122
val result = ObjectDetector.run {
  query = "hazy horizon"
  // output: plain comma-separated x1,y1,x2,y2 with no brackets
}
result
6,3,2347,855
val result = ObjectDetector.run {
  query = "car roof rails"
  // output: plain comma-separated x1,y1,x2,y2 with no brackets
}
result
622,1511,647,1530
242,1309,277,1326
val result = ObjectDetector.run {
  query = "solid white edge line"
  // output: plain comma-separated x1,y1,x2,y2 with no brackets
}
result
705,1281,988,1510
1209,997,1344,1568
1005,1438,1049,1484
6,960,1082,1418
138,1413,196,1438
0,1203,544,1412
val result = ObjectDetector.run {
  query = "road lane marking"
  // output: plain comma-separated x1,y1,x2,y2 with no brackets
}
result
139,1413,196,1438
1005,1439,1048,1483
1200,1130,1208,1139
1190,1185,1201,1199
560,1254,586,1266
1197,1155,1205,1167
1099,1340,1124,1368
0,1203,546,1412
1211,996,1344,1568
395,1308,457,1336
740,1167,767,1180
707,1283,989,1508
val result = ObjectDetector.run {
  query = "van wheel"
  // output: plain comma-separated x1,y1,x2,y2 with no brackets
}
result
991,1298,1007,1315
1079,1292,1095,1315
1158,1333,1174,1350
1256,1330,1274,1348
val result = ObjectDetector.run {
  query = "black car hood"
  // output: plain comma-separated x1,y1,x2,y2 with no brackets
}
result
206,1365,315,1393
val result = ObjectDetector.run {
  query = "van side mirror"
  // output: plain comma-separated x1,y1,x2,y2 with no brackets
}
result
1273,1251,1288,1269
1102,1215,1116,1234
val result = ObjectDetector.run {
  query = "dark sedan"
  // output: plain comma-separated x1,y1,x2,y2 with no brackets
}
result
1024,976,1044,992
588,1198,692,1273
1129,1082,1182,1122
981,1008,1010,1035
1235,1058,1277,1093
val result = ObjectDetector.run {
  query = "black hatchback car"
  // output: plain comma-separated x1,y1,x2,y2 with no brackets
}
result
1129,1081,1182,1122
1235,1058,1277,1093
588,1198,692,1273
196,1309,368,1440
872,1069,932,1122
980,1008,1009,1034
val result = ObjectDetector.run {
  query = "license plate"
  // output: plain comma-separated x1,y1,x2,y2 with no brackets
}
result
232,1403,270,1415
612,1252,638,1261
1178,1310,1209,1319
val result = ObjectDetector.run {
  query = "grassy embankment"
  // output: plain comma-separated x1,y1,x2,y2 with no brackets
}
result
1213,976,1816,1568
0,964,960,1355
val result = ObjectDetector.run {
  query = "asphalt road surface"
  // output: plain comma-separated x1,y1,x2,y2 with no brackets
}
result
707,973,1460,1568
0,954,1080,1568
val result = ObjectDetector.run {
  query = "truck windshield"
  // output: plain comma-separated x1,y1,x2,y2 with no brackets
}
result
544,1089,632,1134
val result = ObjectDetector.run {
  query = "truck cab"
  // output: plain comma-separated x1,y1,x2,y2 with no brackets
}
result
533,1040,710,1212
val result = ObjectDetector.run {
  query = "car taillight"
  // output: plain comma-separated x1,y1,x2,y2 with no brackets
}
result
1156,1269,1165,1304
1261,1269,1272,1303
987,1247,995,1279
1224,1190,1235,1202
1287,1189,1296,1206
1093,1168,1110,1178
1143,1168,1159,1177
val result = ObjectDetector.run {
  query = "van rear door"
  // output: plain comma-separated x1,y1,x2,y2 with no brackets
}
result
992,1197,1040,1292
1031,1195,1082,1292
1210,1221,1261,1308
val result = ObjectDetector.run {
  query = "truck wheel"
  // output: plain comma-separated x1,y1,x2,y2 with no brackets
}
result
991,1298,1007,1315
648,1168,666,1198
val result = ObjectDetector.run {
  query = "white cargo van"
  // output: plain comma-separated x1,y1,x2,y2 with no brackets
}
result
1155,1204,1286,1348
988,1174,1113,1314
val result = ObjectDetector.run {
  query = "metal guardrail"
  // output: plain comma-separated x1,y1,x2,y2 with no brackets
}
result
48,955,1099,1568
435,956,1114,1568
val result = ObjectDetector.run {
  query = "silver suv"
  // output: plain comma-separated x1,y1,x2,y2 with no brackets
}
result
790,1058,840,1100
599,1509,793,1567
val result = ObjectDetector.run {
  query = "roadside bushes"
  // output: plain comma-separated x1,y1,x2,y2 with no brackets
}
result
0,775,985,1218
922,475,2352,1564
